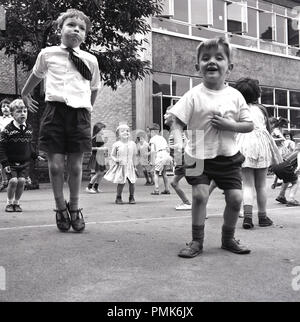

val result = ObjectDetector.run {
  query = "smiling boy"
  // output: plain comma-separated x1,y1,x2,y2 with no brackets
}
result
169,37,254,258
21,9,100,232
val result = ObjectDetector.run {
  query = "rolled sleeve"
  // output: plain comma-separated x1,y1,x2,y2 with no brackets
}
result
238,97,252,122
33,50,47,79
90,56,101,91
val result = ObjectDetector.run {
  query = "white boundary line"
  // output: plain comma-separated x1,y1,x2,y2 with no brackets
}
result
0,206,299,232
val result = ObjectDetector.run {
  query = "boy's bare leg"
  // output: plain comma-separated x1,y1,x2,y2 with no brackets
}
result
7,177,18,202
48,153,66,210
171,174,190,204
192,184,209,226
66,153,84,211
14,177,26,203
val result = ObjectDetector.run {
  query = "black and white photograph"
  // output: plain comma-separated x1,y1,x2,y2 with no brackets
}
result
0,0,300,306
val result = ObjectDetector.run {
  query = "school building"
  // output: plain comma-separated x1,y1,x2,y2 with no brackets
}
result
95,0,300,140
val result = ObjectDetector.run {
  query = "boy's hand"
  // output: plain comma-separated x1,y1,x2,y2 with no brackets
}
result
295,167,300,174
4,166,11,173
211,113,236,131
22,94,39,113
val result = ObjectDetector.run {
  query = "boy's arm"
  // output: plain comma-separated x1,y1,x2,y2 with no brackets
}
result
91,89,98,106
21,73,43,113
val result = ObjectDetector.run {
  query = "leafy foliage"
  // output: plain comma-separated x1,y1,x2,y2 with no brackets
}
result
0,0,163,89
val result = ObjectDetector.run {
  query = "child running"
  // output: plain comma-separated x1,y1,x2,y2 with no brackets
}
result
235,78,282,229
164,106,191,210
104,124,138,204
271,147,300,206
136,134,154,185
86,122,108,193
169,37,254,258
0,99,44,212
149,123,172,195
21,9,100,232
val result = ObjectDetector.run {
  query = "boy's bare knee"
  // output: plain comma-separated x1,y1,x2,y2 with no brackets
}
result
18,177,26,185
49,163,64,177
9,177,18,185
193,192,209,205
227,193,242,211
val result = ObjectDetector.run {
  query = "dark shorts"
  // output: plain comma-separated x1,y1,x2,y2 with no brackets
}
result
7,161,30,179
271,161,298,183
185,152,245,190
39,101,92,154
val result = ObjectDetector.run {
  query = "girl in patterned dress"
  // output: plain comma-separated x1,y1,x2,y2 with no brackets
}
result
104,124,137,204
236,78,282,229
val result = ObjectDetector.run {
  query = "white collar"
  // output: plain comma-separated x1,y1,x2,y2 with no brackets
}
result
13,120,26,130
60,44,80,54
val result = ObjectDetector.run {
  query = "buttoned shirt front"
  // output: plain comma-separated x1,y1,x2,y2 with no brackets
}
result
33,45,101,111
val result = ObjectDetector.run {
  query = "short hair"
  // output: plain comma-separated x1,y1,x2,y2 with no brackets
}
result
56,9,92,33
149,123,160,131
9,99,26,113
235,78,261,104
196,37,232,63
0,98,11,108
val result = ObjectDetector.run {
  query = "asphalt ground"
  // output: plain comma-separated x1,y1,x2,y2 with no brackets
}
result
0,176,299,302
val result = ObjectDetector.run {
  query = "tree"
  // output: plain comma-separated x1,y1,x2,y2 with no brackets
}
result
0,0,163,89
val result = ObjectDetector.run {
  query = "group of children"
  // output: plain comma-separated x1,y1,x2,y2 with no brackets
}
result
0,8,299,260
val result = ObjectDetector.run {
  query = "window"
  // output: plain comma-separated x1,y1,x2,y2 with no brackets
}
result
290,109,300,128
172,75,190,96
261,87,273,105
276,15,286,44
213,0,225,30
191,0,213,26
227,1,247,34
275,89,287,106
156,0,174,17
290,91,300,107
247,8,257,38
259,12,273,41
174,0,188,22
288,19,299,47
153,73,171,95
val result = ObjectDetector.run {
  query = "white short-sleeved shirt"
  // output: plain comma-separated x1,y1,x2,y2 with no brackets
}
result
169,83,252,159
33,45,101,111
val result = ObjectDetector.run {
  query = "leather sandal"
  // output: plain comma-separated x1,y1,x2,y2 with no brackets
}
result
67,203,85,233
54,208,71,232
